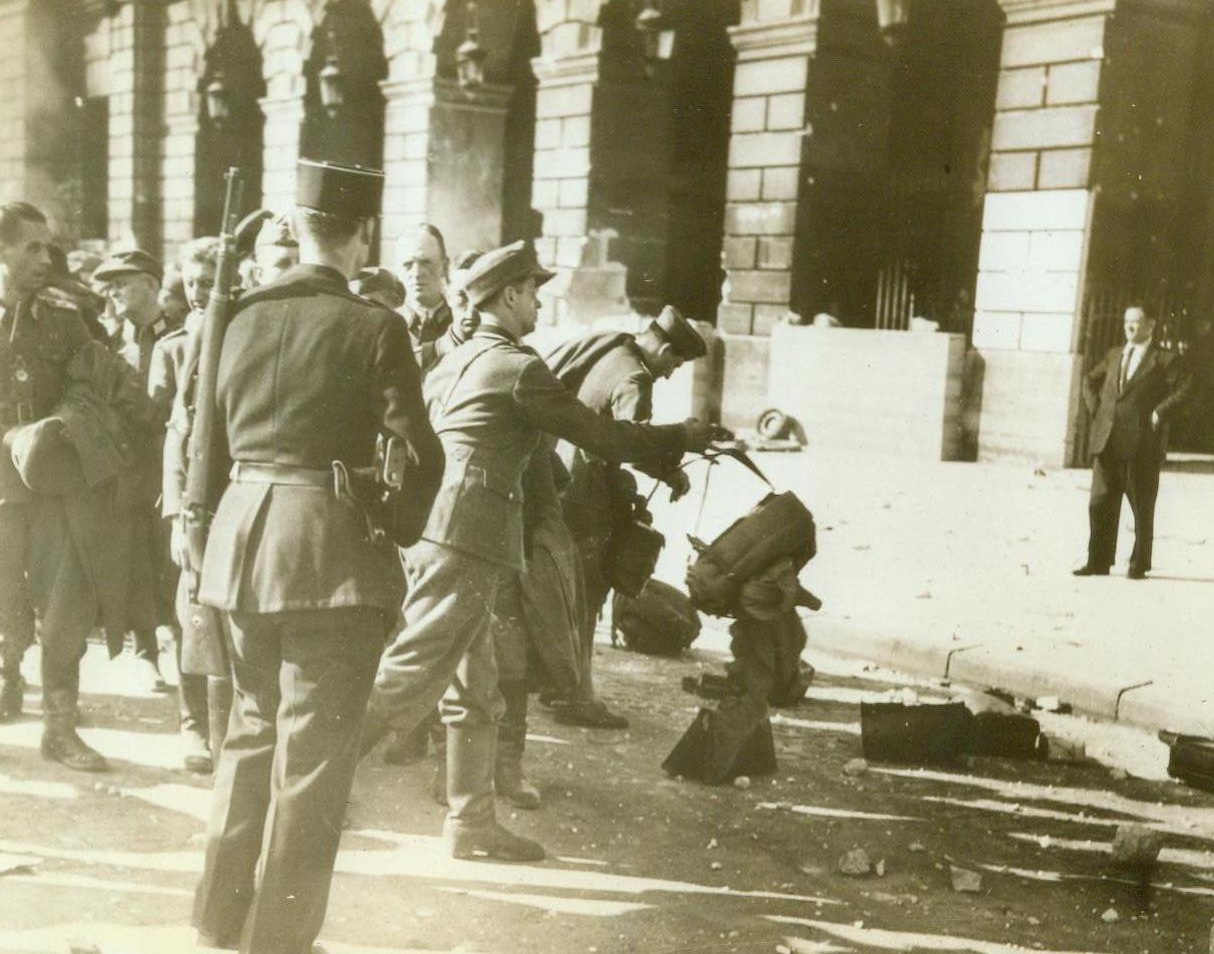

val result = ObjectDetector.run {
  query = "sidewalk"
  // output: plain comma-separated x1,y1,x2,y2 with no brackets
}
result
645,446,1214,737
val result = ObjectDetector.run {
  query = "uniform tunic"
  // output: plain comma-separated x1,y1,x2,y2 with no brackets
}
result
192,264,442,954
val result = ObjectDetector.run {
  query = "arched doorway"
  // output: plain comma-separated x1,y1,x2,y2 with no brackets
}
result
195,1,265,235
300,0,387,171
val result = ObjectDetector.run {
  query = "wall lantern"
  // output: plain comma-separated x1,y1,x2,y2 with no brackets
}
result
875,0,909,47
456,2,488,90
319,56,344,113
635,0,675,64
205,72,231,123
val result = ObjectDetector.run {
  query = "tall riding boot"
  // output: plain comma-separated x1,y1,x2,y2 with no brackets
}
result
207,675,232,757
179,672,213,774
442,723,544,863
495,681,540,809
41,688,108,773
0,645,25,722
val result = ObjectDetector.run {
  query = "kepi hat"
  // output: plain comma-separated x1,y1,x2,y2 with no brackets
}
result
296,159,384,219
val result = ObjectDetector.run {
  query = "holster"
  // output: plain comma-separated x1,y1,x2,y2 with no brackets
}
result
180,571,228,677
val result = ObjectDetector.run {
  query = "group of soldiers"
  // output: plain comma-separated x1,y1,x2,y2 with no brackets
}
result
0,158,722,954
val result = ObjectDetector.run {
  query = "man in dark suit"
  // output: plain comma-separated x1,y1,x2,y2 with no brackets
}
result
364,241,719,863
190,159,443,954
1075,305,1192,579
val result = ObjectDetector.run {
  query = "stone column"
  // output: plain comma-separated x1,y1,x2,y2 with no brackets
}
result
717,3,818,338
714,1,818,431
107,0,166,251
380,77,513,260
971,0,1205,465
530,0,676,323
259,94,305,214
0,0,31,203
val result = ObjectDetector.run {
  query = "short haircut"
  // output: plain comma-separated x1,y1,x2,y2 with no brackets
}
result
179,236,222,269
413,223,447,262
294,207,362,245
1126,302,1152,322
1,202,48,245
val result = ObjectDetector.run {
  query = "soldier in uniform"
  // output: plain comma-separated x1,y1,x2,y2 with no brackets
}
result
1,201,149,771
543,306,709,729
364,241,718,862
149,236,224,773
94,248,175,694
395,223,453,351
191,159,442,954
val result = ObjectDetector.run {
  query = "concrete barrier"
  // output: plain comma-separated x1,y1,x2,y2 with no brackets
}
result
764,325,967,460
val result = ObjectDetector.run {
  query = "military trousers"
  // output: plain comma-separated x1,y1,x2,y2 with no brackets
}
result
372,540,507,735
193,605,386,954
567,524,613,705
0,503,35,674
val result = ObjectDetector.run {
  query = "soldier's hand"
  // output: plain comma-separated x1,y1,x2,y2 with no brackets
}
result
170,517,190,569
665,469,691,502
681,419,718,452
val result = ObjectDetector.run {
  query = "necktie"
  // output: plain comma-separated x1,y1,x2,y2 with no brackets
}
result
1119,347,1132,393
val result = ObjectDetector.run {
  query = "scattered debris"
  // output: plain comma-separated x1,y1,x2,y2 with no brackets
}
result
709,861,723,871
706,838,718,850
1109,767,1129,782
842,758,868,777
908,842,926,853
837,848,872,877
875,858,886,877
1101,907,1119,923
949,866,982,893
1041,734,1087,763
1110,824,1162,873
734,776,752,790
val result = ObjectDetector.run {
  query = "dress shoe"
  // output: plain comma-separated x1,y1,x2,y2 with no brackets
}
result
41,727,109,773
182,728,214,774
495,763,541,810
1071,564,1109,577
551,700,629,730
444,819,545,862
1127,567,1148,580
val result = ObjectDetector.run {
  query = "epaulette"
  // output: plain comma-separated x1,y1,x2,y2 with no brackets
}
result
34,285,80,312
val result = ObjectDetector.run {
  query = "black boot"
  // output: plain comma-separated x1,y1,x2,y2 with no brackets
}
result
0,653,24,722
41,689,108,773
443,724,544,862
495,681,540,810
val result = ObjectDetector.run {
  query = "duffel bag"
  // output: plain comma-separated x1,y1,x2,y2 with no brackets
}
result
611,579,701,656
609,518,665,598
861,701,972,765
1164,733,1214,791
686,490,816,617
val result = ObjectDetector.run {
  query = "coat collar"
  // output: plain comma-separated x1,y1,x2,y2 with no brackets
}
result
1119,340,1158,396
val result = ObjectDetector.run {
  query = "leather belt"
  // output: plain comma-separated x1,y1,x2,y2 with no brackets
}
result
229,461,332,488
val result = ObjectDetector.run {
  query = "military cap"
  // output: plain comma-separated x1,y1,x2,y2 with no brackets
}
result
92,248,164,285
255,212,297,249
3,417,86,497
652,304,707,360
463,241,555,308
234,208,273,256
296,158,384,219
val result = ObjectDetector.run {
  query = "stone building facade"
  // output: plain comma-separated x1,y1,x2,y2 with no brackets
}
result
1,0,1210,464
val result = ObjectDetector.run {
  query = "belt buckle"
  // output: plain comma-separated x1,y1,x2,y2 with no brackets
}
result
16,401,34,425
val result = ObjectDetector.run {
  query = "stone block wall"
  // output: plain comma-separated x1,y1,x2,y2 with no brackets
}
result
0,1,29,202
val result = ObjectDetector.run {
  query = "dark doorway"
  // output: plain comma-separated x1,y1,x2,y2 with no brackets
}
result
662,0,739,325
797,0,1002,334
194,6,265,235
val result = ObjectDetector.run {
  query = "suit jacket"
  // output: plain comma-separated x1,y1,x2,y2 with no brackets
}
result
419,325,688,571
199,264,443,614
545,332,680,534
1084,341,1192,461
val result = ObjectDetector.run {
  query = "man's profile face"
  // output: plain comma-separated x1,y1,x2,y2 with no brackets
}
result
181,260,216,313
397,230,445,309
513,276,539,335
0,219,53,297
105,272,160,325
1124,308,1154,346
